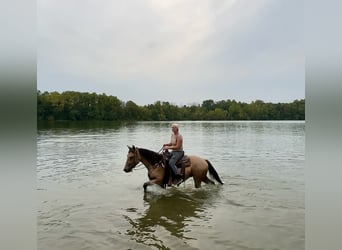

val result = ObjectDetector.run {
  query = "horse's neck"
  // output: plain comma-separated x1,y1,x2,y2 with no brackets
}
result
138,153,154,171
140,157,153,171
137,149,163,174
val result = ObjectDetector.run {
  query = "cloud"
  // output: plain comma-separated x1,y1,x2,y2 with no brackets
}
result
38,0,304,105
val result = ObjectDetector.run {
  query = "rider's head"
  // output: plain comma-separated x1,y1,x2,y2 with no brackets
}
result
171,123,179,133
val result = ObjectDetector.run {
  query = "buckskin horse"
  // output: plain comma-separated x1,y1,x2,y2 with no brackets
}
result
123,145,224,191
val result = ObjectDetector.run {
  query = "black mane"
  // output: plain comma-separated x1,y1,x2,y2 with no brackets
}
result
138,148,163,165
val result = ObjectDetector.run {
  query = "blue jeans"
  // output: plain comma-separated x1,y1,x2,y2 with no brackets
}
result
169,151,184,176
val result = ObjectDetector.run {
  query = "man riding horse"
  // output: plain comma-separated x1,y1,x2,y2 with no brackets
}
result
162,124,184,185
123,124,224,191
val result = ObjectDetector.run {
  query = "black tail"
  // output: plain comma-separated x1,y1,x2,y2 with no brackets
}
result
206,160,224,185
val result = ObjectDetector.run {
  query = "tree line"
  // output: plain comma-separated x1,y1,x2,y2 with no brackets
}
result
37,91,305,121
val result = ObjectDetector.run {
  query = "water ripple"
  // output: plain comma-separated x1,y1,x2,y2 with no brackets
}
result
38,121,304,250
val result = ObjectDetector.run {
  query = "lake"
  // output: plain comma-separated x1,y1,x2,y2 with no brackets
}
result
37,121,305,250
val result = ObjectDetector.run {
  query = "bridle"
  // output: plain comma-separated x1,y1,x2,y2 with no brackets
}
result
128,147,144,171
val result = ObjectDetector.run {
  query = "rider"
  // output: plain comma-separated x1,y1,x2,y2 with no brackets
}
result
163,123,184,184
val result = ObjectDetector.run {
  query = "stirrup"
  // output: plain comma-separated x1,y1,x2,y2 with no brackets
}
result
175,178,183,186
173,175,183,186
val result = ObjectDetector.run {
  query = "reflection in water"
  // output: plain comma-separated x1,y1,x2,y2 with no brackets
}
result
124,187,221,249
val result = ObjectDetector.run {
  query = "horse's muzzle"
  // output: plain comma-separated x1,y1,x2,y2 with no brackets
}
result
123,167,131,173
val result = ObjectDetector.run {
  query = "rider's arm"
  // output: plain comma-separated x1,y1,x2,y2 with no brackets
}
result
163,134,173,147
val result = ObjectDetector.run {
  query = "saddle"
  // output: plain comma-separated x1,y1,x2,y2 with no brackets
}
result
175,154,191,169
162,150,190,169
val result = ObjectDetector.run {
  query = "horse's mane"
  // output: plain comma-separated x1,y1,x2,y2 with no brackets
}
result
138,148,163,165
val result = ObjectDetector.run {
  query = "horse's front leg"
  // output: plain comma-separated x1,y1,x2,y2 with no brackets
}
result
143,178,163,191
143,181,152,191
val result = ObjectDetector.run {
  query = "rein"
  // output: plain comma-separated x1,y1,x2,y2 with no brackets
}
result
133,162,145,171
131,148,145,171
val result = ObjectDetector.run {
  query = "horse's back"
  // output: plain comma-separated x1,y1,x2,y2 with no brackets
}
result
188,155,208,169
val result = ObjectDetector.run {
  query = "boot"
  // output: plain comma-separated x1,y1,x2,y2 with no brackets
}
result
173,174,183,186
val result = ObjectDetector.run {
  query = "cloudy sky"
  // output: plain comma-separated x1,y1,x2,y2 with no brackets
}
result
37,0,304,106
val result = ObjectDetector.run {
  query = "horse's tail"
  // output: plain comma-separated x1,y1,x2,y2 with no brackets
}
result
206,160,224,185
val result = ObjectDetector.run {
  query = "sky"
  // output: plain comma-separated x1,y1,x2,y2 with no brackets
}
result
37,0,304,106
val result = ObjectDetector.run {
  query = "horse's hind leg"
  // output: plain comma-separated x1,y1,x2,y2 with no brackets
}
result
203,176,215,185
194,178,202,188
192,168,207,188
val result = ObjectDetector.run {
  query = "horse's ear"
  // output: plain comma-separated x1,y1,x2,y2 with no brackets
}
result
127,145,132,150
132,145,136,150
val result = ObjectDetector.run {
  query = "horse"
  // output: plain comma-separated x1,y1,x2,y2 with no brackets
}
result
123,145,224,191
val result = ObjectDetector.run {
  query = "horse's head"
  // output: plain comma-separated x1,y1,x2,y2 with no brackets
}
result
123,145,140,172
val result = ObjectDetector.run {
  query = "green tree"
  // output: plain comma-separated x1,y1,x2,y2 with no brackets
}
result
202,99,215,112
37,90,305,121
124,100,141,120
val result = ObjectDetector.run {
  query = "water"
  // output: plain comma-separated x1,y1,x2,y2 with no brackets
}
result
37,121,305,250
